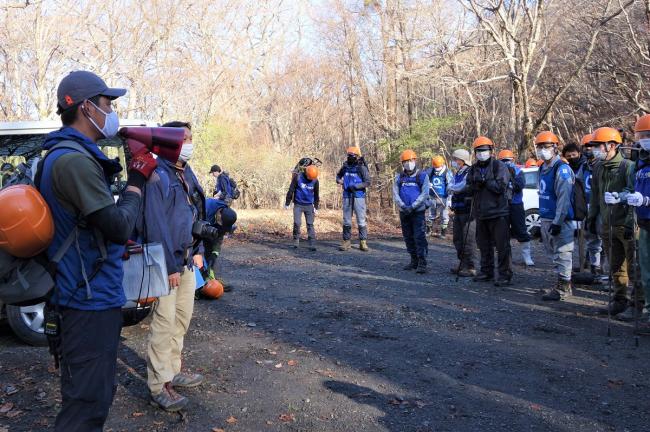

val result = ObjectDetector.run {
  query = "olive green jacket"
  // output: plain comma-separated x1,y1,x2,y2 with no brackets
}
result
587,152,636,228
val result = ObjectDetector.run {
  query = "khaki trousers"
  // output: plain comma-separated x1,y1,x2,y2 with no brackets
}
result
147,269,196,394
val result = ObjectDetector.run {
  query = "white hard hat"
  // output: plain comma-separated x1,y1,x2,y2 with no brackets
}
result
452,149,471,166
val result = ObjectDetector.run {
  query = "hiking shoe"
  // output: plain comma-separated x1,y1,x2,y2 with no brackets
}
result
293,239,300,249
599,299,628,316
359,240,369,252
494,276,512,287
458,268,477,277
541,288,561,301
590,265,602,276
558,278,573,297
151,383,188,412
416,258,427,274
473,272,494,282
635,320,650,335
404,256,418,271
440,227,447,239
171,372,204,388
617,304,647,322
308,239,317,252
339,240,351,251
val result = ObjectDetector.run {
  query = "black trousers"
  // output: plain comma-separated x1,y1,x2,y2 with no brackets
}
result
55,307,122,432
509,203,531,242
399,210,428,258
476,216,512,278
453,212,476,270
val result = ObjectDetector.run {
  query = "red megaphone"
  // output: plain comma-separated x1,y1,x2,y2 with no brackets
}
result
119,127,183,163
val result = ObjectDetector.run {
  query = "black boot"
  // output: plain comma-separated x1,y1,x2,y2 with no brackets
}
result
404,255,418,270
473,272,494,282
599,298,628,316
440,227,447,239
416,257,427,274
542,278,572,301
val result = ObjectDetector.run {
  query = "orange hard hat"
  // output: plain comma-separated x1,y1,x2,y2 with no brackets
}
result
591,127,622,144
524,158,537,168
431,155,445,168
534,131,559,145
634,114,650,133
472,136,494,148
0,185,54,258
497,149,515,160
580,134,592,146
305,165,319,180
346,146,361,156
200,279,224,299
400,149,417,162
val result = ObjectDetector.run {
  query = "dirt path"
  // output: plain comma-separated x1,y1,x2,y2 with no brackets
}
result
1,235,649,432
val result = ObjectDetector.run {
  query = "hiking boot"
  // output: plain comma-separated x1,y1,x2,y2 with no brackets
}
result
599,299,628,316
494,275,512,287
339,240,351,251
359,240,369,252
293,238,300,249
439,227,447,239
541,279,573,300
473,272,494,282
458,268,477,277
416,258,427,274
171,372,204,388
404,256,418,271
521,242,535,266
635,319,650,335
150,383,188,412
590,265,602,276
308,239,317,252
617,302,646,322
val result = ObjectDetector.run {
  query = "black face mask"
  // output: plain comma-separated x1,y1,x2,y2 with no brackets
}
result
567,157,581,168
347,155,358,165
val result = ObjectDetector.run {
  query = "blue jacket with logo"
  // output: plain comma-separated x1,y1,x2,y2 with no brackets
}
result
635,160,650,221
40,127,126,310
392,169,430,212
285,173,320,208
538,156,575,223
426,166,453,200
336,163,371,199
576,161,594,202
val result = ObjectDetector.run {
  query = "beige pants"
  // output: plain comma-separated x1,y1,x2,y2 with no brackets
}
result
147,269,195,394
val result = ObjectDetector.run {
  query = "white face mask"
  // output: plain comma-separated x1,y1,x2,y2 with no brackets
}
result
87,101,119,139
178,143,193,162
403,161,416,171
434,167,445,174
639,139,650,151
592,149,606,160
536,148,554,161
475,150,490,162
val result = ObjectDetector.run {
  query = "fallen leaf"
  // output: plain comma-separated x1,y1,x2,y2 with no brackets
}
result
226,415,238,424
266,420,274,425
132,412,144,417
212,428,225,432
287,360,298,366
530,403,543,411
274,363,283,368
278,413,295,422
0,402,14,413
6,409,22,418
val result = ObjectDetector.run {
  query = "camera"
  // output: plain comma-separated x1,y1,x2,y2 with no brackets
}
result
192,220,221,241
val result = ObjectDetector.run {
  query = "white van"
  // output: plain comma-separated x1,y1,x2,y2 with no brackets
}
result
521,167,541,237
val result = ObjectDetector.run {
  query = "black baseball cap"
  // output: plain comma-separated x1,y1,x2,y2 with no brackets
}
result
56,70,126,113
209,164,221,173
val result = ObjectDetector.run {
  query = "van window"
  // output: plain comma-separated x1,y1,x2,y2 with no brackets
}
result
524,171,538,189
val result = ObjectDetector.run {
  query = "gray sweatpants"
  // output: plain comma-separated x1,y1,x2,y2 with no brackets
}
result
540,219,574,281
342,197,367,240
427,199,450,228
293,204,316,240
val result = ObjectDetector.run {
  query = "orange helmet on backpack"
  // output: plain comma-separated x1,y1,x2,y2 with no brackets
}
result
200,279,224,299
305,165,319,180
0,185,54,258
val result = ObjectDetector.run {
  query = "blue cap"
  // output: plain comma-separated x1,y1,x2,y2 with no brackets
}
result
57,70,126,113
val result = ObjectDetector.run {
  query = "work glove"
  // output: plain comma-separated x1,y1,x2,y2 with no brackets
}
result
587,218,598,235
604,191,621,205
313,208,318,216
128,152,157,180
627,192,647,207
283,204,290,210
624,227,634,240
548,224,561,236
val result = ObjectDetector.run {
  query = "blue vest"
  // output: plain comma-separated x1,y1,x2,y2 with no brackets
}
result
399,171,425,207
577,163,593,202
538,161,574,220
342,165,365,198
206,198,228,224
40,147,126,310
635,161,650,221
509,164,523,205
451,168,470,212
295,174,316,205
429,169,448,198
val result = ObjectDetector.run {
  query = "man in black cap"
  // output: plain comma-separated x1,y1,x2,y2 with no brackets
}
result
39,70,157,431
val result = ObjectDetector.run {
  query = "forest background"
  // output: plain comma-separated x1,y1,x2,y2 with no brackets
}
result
1,0,649,211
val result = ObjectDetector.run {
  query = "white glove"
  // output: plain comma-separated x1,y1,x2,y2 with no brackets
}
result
604,191,621,205
627,192,645,207
284,205,290,210
313,208,318,215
